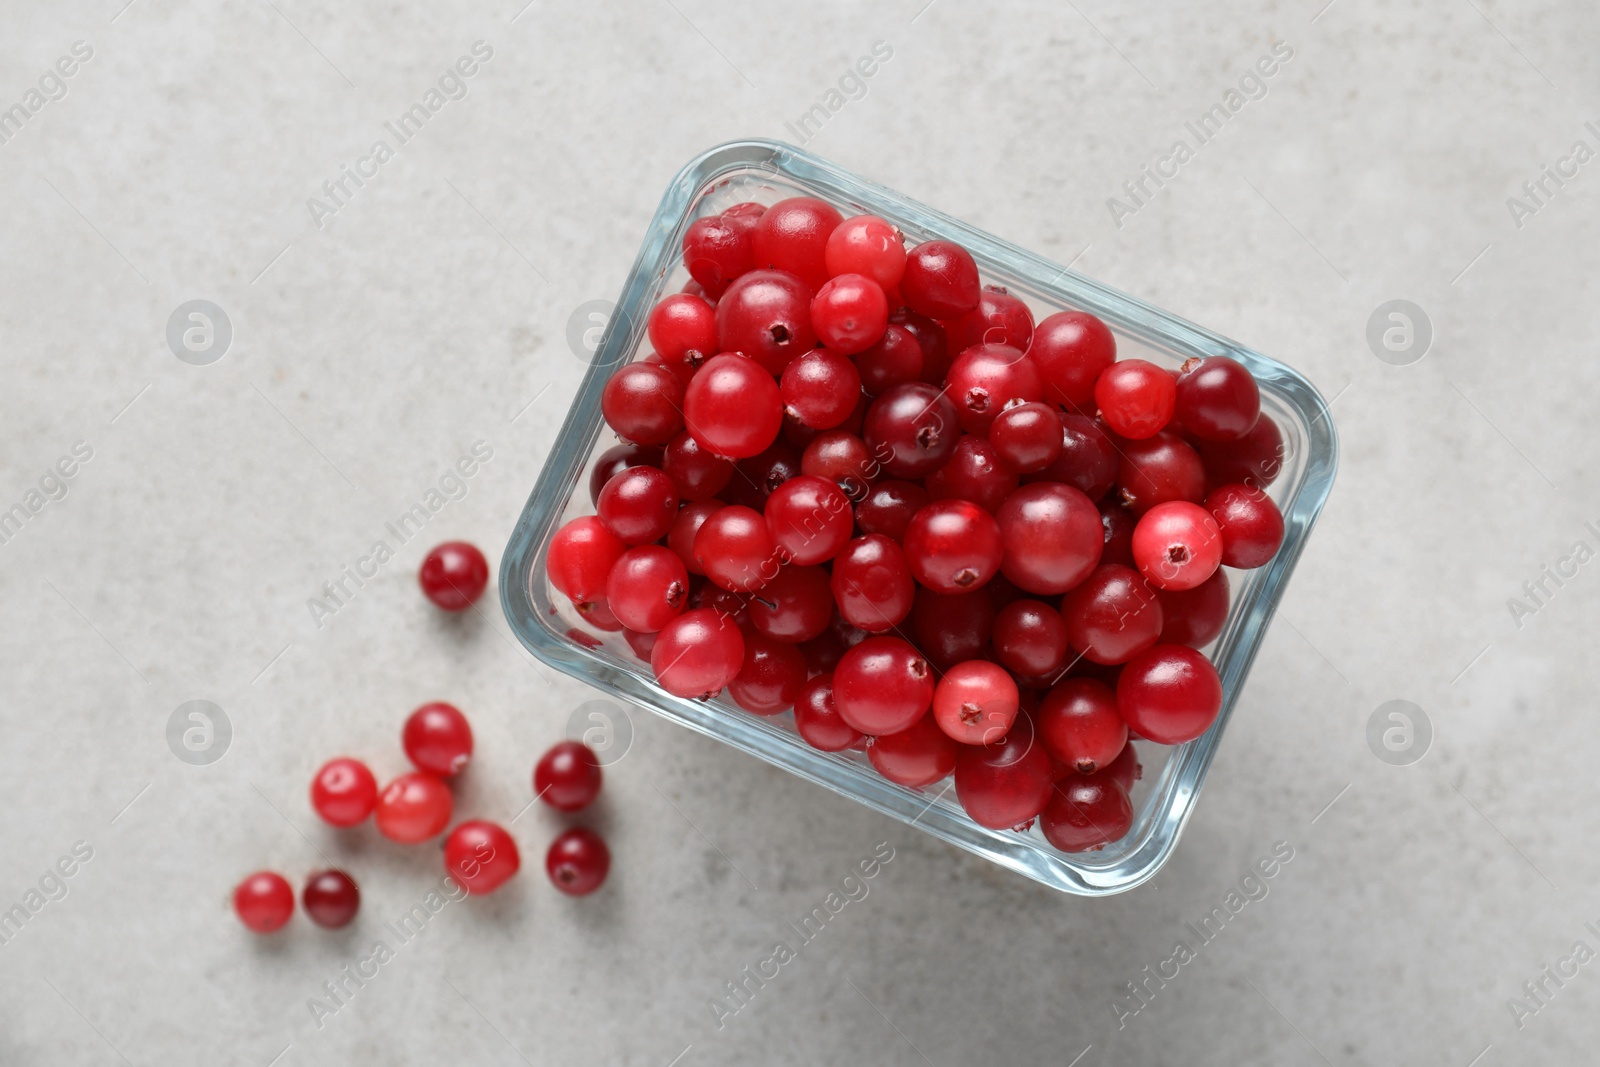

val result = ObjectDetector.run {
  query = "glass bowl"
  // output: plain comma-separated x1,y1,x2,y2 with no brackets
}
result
500,139,1337,896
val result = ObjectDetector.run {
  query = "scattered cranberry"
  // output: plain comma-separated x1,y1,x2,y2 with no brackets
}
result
302,870,361,929
546,827,611,896
375,772,453,844
419,542,489,611
233,871,294,933
310,757,378,828
403,702,475,777
445,820,521,895
534,740,603,811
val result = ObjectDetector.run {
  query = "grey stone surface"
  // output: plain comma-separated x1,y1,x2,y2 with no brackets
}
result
1,1,1596,1064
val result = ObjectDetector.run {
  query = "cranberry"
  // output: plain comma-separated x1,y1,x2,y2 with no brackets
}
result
752,197,842,290
606,545,689,632
901,240,981,319
1175,356,1260,441
944,343,1042,434
601,362,685,446
1132,501,1223,591
867,713,958,787
1037,678,1127,773
854,323,923,395
1205,483,1285,568
800,430,877,501
375,772,453,844
302,869,360,928
1030,310,1117,412
747,563,833,642
855,479,930,541
903,499,1004,593
992,599,1070,678
825,214,906,290
811,273,889,354
667,500,723,575
546,827,610,896
418,542,489,611
1102,741,1143,793
793,674,865,751
1026,413,1118,501
728,630,808,714
596,466,678,545
834,635,935,735
403,701,475,777
932,659,1019,745
690,580,749,625
910,586,996,669
683,352,784,459
732,439,804,508
683,209,760,299
650,607,745,698
1116,431,1206,515
547,517,627,603
764,475,853,565
944,285,1034,353
1117,644,1224,744
646,349,696,388
988,402,1063,473
1041,774,1133,852
830,534,916,633
588,442,663,506
647,293,717,374
233,871,294,933
693,504,780,592
925,435,1019,513
1061,564,1164,665
1200,414,1285,489
780,349,861,430
534,740,603,811
993,483,1102,595
1158,569,1230,647
800,626,849,675
574,596,623,632
1098,499,1136,567
891,309,952,385
624,626,657,660
953,714,1054,829
662,432,734,501
1095,359,1177,440
444,820,521,895
862,382,961,479
310,757,378,828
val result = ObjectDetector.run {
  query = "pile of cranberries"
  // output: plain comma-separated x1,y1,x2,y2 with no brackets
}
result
551,197,1287,853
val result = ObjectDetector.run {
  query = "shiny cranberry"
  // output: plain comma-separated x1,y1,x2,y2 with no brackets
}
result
747,563,833,643
1061,564,1164,665
693,504,780,592
444,820,521,895
1116,430,1206,515
831,535,916,633
824,214,906,290
903,499,1004,593
944,343,1042,435
925,435,1019,513
375,772,453,844
954,714,1054,829
667,500,722,575
233,871,294,933
403,701,475,777
547,516,627,603
1205,483,1285,568
601,362,685,446
1096,359,1177,440
1102,741,1143,793
650,607,745,698
729,630,808,714
727,439,803,510
606,545,689,632
752,197,842,290
546,827,611,896
793,673,865,751
689,579,749,625
647,293,717,373
1158,569,1230,647
596,466,677,545
1200,414,1285,489
862,382,961,479
1132,501,1223,591
854,323,923,395
574,596,622,632
1042,774,1133,852
683,208,760,299
992,599,1070,678
891,308,952,385
932,659,1019,745
855,479,930,541
1037,678,1127,773
419,541,489,610
714,270,818,376
1117,644,1224,744
800,430,877,501
534,740,603,811
302,870,360,928
587,443,663,506
780,348,861,430
811,273,889,354
910,586,996,669
994,483,1102,595
989,402,1062,473
1176,356,1260,441
868,713,958,787
901,240,981,319
1031,310,1117,412
662,432,734,501
684,352,784,459
1026,413,1118,501
834,635,935,735
310,757,378,828
764,475,853,565
944,285,1034,353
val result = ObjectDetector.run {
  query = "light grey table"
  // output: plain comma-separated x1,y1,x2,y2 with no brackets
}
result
2,1,1595,1063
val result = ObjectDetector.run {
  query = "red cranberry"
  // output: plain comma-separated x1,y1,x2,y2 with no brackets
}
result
693,504,780,593
596,466,678,545
546,827,610,896
954,714,1054,829
867,713,958,787
830,535,916,634
1061,564,1164,665
1116,431,1206,515
403,701,474,777
667,500,723,575
375,772,453,844
233,871,294,933
932,659,1019,745
662,432,734,501
547,516,626,604
310,757,378,828
811,273,889,354
800,430,878,501
751,197,842,290
728,630,808,714
854,323,923,395
780,349,861,430
1102,741,1143,793
891,309,952,385
1117,644,1223,744
684,352,784,459
910,586,995,670
650,607,745,698
834,635,935,735
855,479,930,541
901,240,981,319
647,293,717,376
1037,678,1127,773
991,599,1070,678
1132,501,1223,591
1098,499,1136,567
944,343,1042,434
444,820,521,895
925,435,1019,513
747,563,833,643
601,362,685,446
1205,483,1285,568
730,439,804,510
764,475,853,565
1025,413,1119,501
1041,774,1133,851
989,402,1063,473
944,285,1034,353
302,869,360,929
534,740,603,811
1030,310,1116,412
606,545,689,632
824,214,906,290
588,443,663,506
862,382,961,479
793,673,865,751
903,499,1004,593
993,483,1102,595
419,542,489,611
683,209,759,299
1200,414,1285,489
1158,569,1230,647
1096,359,1177,440
1175,356,1260,441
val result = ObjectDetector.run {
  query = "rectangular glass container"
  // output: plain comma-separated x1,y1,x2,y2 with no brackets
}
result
500,139,1338,896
